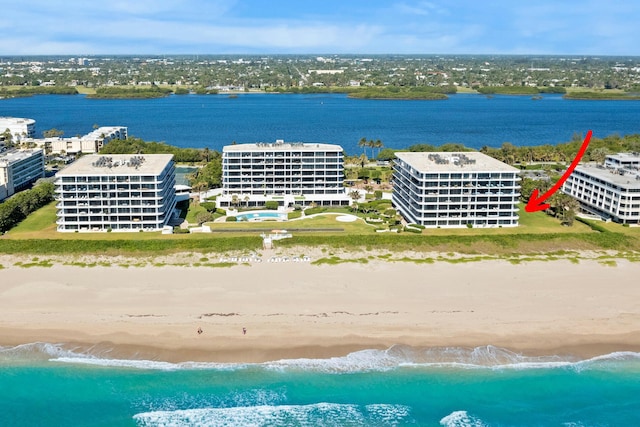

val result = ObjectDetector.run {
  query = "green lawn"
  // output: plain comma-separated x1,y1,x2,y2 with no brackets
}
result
3,202,639,256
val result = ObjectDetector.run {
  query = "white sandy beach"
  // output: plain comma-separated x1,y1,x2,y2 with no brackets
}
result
1,254,639,362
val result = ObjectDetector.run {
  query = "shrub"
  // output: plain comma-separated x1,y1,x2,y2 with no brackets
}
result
195,211,214,225
226,216,237,222
466,223,473,228
575,217,608,232
173,227,190,234
200,202,216,212
304,207,326,216
216,208,226,215
265,201,279,210
374,190,383,200
403,226,422,233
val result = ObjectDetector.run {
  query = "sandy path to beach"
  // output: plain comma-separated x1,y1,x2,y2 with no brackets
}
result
1,258,639,362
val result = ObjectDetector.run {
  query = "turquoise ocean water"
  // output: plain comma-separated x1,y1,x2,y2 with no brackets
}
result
1,344,639,426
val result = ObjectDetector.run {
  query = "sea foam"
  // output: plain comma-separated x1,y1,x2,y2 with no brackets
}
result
133,403,411,427
36,342,640,373
440,410,488,427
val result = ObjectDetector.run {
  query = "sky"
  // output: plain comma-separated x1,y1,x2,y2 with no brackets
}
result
2,0,640,56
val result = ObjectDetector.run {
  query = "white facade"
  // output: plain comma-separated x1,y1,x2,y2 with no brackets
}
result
219,140,350,208
562,153,640,225
54,154,176,232
0,117,36,143
31,126,128,154
0,149,45,201
393,152,521,228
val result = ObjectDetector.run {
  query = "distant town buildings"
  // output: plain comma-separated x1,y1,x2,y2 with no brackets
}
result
218,140,350,209
0,117,36,143
0,148,45,201
54,154,177,232
562,153,640,225
392,152,521,228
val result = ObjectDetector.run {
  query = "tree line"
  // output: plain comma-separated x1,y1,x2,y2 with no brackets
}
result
0,182,54,233
99,138,222,189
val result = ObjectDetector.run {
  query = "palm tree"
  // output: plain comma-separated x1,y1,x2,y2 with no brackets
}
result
373,139,383,158
244,195,250,208
201,147,211,163
358,137,367,158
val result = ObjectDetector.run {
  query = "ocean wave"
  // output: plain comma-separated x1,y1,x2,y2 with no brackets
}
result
0,342,86,363
6,342,639,373
440,410,488,427
133,403,411,427
262,345,640,373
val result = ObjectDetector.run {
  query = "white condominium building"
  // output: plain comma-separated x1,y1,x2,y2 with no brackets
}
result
0,117,36,143
393,152,521,228
562,153,640,225
54,154,177,232
32,126,128,155
0,149,45,201
219,140,350,208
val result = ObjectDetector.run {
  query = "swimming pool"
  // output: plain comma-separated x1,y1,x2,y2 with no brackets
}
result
234,211,287,221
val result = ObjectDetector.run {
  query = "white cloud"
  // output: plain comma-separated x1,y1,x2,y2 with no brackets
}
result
1,0,639,54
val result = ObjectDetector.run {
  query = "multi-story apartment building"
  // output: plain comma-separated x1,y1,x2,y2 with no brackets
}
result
0,117,36,143
0,148,45,201
562,153,640,225
393,152,521,228
54,154,177,232
30,126,128,155
218,140,350,208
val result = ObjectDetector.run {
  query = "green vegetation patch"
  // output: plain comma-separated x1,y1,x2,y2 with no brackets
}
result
564,91,640,100
87,86,172,99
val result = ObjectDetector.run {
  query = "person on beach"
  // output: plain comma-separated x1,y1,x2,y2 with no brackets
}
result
197,327,203,335
242,327,247,335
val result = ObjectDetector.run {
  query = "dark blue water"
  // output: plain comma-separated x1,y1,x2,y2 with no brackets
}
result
1,93,639,155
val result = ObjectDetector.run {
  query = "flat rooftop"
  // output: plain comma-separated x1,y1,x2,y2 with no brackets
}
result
0,149,43,165
606,153,640,163
0,117,35,125
57,154,174,176
224,141,343,152
395,151,519,173
575,164,640,189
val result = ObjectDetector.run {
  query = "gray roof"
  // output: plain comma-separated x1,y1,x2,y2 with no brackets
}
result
395,151,519,173
574,164,640,189
56,154,173,176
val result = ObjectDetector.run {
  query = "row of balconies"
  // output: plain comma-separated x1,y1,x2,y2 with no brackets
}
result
58,175,167,183
57,217,166,225
58,205,165,215
394,165,519,181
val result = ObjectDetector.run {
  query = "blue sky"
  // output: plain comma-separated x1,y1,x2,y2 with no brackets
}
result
2,0,639,55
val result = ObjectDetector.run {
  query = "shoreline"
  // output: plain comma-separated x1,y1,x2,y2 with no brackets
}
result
1,255,639,363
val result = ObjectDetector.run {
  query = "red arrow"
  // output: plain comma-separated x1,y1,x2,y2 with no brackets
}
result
525,130,593,213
